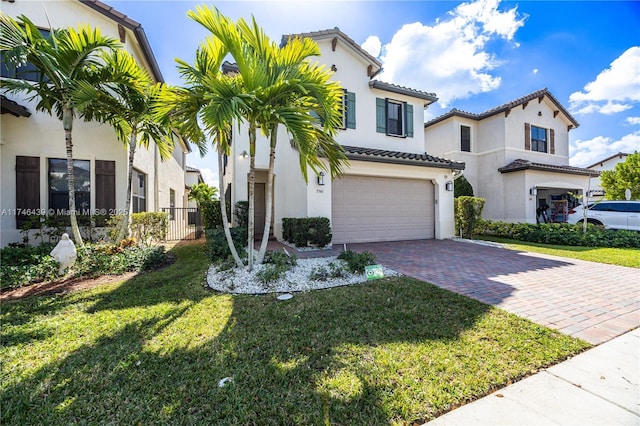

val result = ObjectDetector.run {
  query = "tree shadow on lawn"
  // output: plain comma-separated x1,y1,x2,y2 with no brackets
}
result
1,264,587,425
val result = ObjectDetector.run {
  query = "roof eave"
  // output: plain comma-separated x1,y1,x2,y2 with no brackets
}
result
345,153,465,170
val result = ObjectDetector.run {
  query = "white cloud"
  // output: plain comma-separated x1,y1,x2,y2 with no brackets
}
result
569,46,640,115
570,131,640,167
361,35,382,58
532,68,538,75
627,116,640,125
200,167,219,189
374,0,525,106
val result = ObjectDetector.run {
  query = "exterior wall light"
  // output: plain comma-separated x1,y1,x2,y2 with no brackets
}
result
445,181,454,191
240,150,248,158
317,171,325,186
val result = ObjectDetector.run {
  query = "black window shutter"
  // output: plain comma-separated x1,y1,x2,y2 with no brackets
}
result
405,103,413,137
95,160,116,212
346,91,356,129
524,122,531,150
550,128,555,154
376,98,386,133
15,156,40,228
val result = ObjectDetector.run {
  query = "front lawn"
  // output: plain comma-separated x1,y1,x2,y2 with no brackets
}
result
480,236,640,268
1,242,589,425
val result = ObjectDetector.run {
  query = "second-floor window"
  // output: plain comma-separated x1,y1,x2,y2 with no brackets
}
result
311,90,356,129
531,126,547,153
376,98,414,138
1,29,50,82
461,125,471,152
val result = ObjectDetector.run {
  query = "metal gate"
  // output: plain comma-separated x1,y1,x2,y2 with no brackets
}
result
161,207,203,241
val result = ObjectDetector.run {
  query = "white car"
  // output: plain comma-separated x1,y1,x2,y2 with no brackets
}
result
567,201,640,231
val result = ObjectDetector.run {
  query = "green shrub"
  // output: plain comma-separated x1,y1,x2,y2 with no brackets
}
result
205,228,246,263
0,242,168,290
338,249,377,274
234,201,249,228
309,262,347,281
454,196,486,239
255,250,297,285
282,217,332,247
130,212,169,245
478,220,640,248
454,175,474,198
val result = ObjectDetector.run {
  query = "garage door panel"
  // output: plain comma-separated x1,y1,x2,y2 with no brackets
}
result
332,175,434,243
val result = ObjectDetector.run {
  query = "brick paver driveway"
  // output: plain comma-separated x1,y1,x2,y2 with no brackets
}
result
342,239,639,345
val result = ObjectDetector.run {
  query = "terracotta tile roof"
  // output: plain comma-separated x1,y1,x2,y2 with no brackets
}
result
369,80,438,104
80,0,163,82
1,95,31,117
281,27,382,71
425,88,580,129
342,145,465,170
498,159,600,176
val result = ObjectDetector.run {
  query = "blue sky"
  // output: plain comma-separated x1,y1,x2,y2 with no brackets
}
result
111,0,640,186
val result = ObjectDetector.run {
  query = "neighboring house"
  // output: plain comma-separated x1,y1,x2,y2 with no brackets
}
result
224,28,464,244
424,89,599,224
585,152,630,199
185,166,205,209
0,0,190,247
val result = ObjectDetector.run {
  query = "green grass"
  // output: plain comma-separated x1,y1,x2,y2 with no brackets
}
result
479,236,640,268
1,242,589,425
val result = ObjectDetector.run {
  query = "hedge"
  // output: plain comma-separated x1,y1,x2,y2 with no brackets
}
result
282,217,332,248
477,220,640,248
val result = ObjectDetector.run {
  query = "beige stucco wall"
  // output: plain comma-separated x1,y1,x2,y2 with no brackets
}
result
424,93,580,223
0,1,187,246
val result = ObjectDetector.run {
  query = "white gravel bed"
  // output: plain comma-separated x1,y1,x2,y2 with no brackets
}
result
207,256,400,294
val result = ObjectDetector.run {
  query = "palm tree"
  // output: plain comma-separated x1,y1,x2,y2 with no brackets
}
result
153,35,249,268
188,6,348,270
1,13,125,246
75,49,175,242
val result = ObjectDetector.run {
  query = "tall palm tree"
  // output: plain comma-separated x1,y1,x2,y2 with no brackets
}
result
189,6,348,268
75,49,175,242
0,13,123,246
154,35,250,268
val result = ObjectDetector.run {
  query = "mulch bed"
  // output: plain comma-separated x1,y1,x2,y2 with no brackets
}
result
1,251,177,302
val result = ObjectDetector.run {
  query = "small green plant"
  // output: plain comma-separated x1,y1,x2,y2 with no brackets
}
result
130,212,169,245
338,249,377,274
206,228,246,263
309,262,347,281
255,250,297,285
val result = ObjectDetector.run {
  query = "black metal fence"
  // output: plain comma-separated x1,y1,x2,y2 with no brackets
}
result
161,207,203,241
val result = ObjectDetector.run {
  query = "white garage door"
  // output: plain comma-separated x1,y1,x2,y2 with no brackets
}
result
332,175,434,243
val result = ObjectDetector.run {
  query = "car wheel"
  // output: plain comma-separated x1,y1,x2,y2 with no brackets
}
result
586,219,603,226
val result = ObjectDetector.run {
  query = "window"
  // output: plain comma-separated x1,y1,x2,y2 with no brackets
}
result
48,158,90,212
531,126,547,153
1,29,50,82
310,90,355,129
376,98,414,137
461,125,471,152
132,170,147,213
387,101,403,136
169,188,176,220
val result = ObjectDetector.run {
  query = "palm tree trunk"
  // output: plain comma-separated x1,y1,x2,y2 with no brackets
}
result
63,106,83,246
117,131,137,242
247,124,257,272
218,148,244,268
257,127,277,264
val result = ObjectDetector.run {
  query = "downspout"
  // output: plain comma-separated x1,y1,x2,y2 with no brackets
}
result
154,143,159,211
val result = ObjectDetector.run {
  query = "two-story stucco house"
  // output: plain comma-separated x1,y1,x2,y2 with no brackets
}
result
586,152,631,199
224,28,464,244
0,0,191,247
424,89,599,224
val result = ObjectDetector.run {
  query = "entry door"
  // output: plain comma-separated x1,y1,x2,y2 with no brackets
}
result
254,183,266,235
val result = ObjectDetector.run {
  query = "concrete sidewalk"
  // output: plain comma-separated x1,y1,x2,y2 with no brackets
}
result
426,328,640,425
